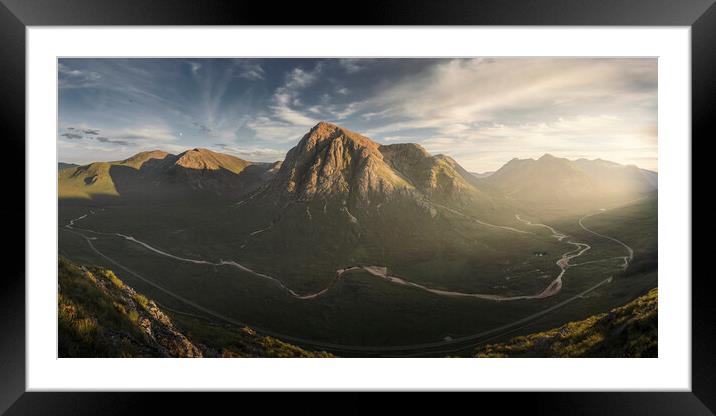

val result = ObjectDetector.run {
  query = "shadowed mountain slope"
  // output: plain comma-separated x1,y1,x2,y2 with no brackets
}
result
59,148,276,200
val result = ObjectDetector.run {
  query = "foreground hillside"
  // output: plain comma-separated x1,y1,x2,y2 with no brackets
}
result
474,287,657,358
60,251,657,358
58,257,331,358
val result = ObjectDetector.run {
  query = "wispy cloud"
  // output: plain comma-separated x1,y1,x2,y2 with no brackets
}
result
59,124,178,150
187,61,202,76
59,58,657,170
352,58,657,170
362,58,655,129
61,132,83,140
58,63,102,89
338,58,372,74
419,114,657,171
211,143,285,161
245,63,325,141
94,136,128,145
235,60,265,80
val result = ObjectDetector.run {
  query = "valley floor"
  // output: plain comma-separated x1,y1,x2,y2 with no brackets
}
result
57,195,657,355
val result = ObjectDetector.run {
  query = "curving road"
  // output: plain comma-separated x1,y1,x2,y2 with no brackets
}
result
578,210,634,269
62,222,614,354
433,203,533,234
515,214,567,241
66,208,594,302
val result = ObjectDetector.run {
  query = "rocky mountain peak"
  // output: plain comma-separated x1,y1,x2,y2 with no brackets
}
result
264,123,484,206
298,121,380,154
270,122,411,201
174,148,250,174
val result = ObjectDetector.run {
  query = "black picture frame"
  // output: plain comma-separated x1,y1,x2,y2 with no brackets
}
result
1,0,708,414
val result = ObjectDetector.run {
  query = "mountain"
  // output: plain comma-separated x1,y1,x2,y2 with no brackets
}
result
174,148,250,173
484,154,600,203
380,144,484,197
246,121,507,234
59,161,122,199
58,162,79,171
151,148,254,195
58,257,331,357
221,122,564,294
572,158,657,194
60,123,654,209
474,287,657,358
58,148,276,200
265,122,485,206
483,153,657,208
266,122,411,203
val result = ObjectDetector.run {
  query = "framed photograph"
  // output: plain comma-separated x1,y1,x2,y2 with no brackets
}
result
3,0,709,413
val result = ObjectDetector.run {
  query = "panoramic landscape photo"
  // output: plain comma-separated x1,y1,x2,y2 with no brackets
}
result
57,58,657,358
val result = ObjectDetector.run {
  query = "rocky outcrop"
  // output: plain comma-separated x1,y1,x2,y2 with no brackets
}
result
58,257,202,357
58,257,332,358
136,300,203,358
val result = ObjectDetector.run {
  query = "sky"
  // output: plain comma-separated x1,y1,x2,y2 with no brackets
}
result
58,58,658,172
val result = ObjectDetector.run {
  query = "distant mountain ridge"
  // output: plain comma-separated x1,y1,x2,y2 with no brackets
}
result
483,153,657,207
59,147,275,200
59,122,656,208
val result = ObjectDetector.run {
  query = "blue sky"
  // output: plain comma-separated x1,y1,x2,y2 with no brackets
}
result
58,58,657,171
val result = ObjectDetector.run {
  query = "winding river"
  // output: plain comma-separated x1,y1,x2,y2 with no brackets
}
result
64,204,630,302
